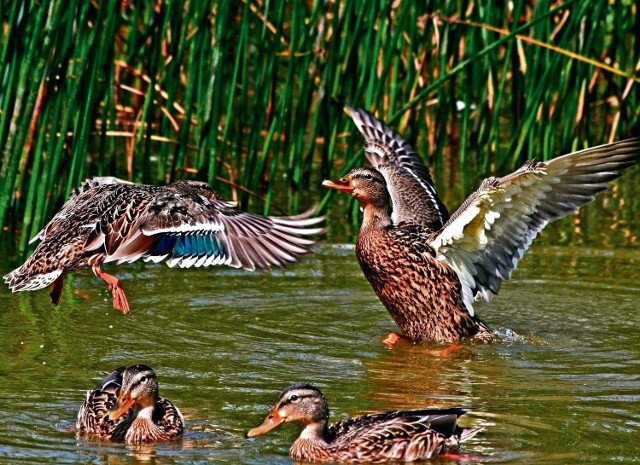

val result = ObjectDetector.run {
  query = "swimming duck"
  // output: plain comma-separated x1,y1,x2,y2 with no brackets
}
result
76,364,184,444
4,178,324,314
247,384,482,463
323,105,640,343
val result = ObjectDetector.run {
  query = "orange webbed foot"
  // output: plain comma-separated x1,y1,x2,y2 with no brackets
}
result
382,332,403,349
92,264,131,315
110,285,131,315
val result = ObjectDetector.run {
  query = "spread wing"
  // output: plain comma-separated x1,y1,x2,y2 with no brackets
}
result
345,104,449,230
429,138,640,316
141,197,324,271
86,186,325,271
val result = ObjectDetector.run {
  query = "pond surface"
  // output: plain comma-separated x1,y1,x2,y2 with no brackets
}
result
0,239,639,464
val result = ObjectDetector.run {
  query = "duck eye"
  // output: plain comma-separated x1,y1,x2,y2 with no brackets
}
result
364,173,373,180
140,376,147,383
290,395,299,402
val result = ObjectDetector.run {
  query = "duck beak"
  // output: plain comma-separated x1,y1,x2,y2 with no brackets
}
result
105,391,135,421
246,409,286,438
322,176,354,193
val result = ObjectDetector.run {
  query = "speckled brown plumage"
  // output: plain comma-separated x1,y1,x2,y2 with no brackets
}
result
324,105,640,343
357,218,492,342
76,364,183,444
4,178,324,314
247,384,482,463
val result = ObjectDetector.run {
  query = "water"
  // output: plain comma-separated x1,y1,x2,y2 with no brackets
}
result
1,239,639,464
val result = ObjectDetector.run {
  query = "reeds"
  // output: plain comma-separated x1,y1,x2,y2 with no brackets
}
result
1,0,638,254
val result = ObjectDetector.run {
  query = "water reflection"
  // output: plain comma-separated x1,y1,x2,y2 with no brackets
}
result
363,343,482,407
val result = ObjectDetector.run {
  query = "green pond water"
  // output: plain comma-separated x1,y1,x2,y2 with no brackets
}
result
0,242,639,464
1,168,639,464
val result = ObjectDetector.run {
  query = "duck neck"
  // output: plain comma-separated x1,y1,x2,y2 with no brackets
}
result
125,405,163,444
361,203,392,230
290,420,332,461
300,418,330,442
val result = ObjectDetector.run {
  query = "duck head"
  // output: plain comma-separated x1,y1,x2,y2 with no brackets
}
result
105,364,159,421
322,167,392,226
323,167,392,222
246,384,329,438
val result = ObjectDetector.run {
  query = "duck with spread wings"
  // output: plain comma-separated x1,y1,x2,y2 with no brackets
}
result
323,105,640,344
4,179,324,314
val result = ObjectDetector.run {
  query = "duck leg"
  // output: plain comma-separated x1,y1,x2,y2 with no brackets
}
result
91,264,131,315
49,275,65,305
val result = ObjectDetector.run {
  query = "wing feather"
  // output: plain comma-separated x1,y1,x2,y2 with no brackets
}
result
328,409,465,461
345,104,449,230
430,138,640,315
80,180,324,271
137,187,324,271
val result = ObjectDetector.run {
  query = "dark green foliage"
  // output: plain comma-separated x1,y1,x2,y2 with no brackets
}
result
1,0,638,255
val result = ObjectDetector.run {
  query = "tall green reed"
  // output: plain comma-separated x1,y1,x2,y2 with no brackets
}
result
0,0,638,255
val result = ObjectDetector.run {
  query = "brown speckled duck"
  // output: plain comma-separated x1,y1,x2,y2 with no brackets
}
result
246,384,482,463
76,364,184,444
323,105,640,344
4,178,324,314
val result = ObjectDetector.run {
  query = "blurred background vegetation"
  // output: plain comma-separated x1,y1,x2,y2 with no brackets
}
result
1,0,639,257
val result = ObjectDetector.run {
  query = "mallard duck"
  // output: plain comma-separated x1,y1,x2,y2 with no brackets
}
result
247,384,482,463
76,364,184,444
323,105,640,343
4,178,324,314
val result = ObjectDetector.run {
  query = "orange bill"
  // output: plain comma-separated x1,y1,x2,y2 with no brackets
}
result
106,392,135,421
322,177,354,193
246,409,286,438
